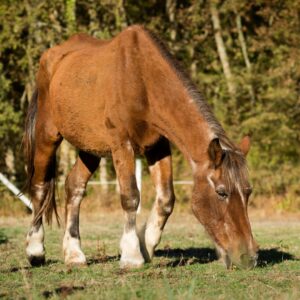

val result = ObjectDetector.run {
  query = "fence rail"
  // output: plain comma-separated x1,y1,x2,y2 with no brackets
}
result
1,159,193,212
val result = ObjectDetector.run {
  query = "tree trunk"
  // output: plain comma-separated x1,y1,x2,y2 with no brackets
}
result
24,0,35,104
210,0,236,99
236,13,251,71
65,0,76,35
100,158,108,193
5,148,15,180
115,0,127,31
57,0,77,182
187,45,197,80
166,0,177,41
59,141,76,182
236,12,255,103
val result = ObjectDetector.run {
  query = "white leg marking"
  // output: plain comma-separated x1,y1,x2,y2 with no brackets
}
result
120,229,144,268
144,167,173,260
144,217,162,259
63,232,86,265
34,183,46,200
63,185,86,265
26,225,45,258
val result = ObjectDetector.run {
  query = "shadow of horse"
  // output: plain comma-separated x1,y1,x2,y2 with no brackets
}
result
257,248,298,267
0,230,8,244
87,255,120,265
154,247,298,268
0,259,60,273
155,247,217,267
1,248,297,273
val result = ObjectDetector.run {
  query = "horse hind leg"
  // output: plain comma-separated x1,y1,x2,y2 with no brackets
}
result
26,127,62,266
63,151,100,266
140,138,175,262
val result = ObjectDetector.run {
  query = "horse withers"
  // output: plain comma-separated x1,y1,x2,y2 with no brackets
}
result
23,25,258,270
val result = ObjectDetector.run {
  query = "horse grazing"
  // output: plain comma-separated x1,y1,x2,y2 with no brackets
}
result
24,25,258,270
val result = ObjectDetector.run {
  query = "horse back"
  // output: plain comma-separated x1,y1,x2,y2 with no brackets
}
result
35,26,163,154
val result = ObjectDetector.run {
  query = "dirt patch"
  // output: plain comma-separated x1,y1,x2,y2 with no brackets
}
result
42,285,85,299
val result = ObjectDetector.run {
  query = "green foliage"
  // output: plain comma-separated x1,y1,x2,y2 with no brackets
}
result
0,0,299,201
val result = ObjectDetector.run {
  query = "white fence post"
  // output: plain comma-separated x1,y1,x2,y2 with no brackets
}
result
0,172,32,210
136,159,142,214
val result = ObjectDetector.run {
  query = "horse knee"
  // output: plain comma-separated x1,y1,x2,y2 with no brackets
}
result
121,190,140,212
157,193,175,217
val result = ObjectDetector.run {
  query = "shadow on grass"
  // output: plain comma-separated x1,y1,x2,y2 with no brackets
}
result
257,248,298,267
0,230,8,244
155,247,217,267
1,259,59,273
87,255,119,265
155,247,298,268
43,285,85,298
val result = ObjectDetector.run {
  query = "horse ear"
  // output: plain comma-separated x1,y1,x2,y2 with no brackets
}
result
208,138,224,168
239,136,251,156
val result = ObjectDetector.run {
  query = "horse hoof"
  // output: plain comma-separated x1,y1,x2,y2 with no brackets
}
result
64,252,87,267
28,255,45,267
66,261,87,268
120,257,145,269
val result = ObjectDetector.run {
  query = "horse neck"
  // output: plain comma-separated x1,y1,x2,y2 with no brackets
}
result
147,73,214,166
135,29,224,167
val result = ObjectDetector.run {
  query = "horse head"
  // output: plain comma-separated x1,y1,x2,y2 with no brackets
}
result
192,136,258,269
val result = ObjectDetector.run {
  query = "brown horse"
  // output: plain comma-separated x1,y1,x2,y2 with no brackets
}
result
24,25,258,270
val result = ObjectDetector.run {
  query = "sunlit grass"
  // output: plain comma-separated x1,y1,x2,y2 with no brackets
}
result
0,211,299,299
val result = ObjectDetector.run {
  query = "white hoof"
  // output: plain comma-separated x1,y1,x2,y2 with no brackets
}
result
64,250,87,266
120,255,145,269
139,223,161,262
63,235,86,266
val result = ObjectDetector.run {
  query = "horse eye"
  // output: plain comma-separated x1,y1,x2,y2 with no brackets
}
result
216,186,228,200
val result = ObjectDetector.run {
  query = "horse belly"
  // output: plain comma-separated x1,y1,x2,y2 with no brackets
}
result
49,54,113,155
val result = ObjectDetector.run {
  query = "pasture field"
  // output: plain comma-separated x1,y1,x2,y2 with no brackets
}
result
0,211,299,300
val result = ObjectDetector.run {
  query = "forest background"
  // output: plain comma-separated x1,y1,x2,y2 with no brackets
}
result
0,0,299,213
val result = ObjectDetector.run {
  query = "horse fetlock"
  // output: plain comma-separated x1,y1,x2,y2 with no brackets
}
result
145,224,162,258
120,229,145,268
63,235,86,266
26,226,45,266
120,254,145,269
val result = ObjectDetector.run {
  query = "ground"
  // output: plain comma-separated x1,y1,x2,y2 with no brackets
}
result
0,210,299,300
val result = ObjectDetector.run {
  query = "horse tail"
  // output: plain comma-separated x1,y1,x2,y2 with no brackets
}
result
23,88,60,225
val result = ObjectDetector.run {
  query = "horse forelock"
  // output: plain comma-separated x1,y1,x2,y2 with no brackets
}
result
221,147,249,196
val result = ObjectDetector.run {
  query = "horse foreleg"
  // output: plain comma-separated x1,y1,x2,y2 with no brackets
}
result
140,138,175,262
63,151,100,266
112,142,144,268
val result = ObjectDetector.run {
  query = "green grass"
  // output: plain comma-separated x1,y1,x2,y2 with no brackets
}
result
0,212,299,299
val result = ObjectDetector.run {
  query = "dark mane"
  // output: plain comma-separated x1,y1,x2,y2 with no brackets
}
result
144,28,249,192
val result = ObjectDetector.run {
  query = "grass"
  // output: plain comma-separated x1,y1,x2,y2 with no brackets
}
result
0,210,299,300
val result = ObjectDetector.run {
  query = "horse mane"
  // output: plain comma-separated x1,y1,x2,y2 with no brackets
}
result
143,27,249,192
